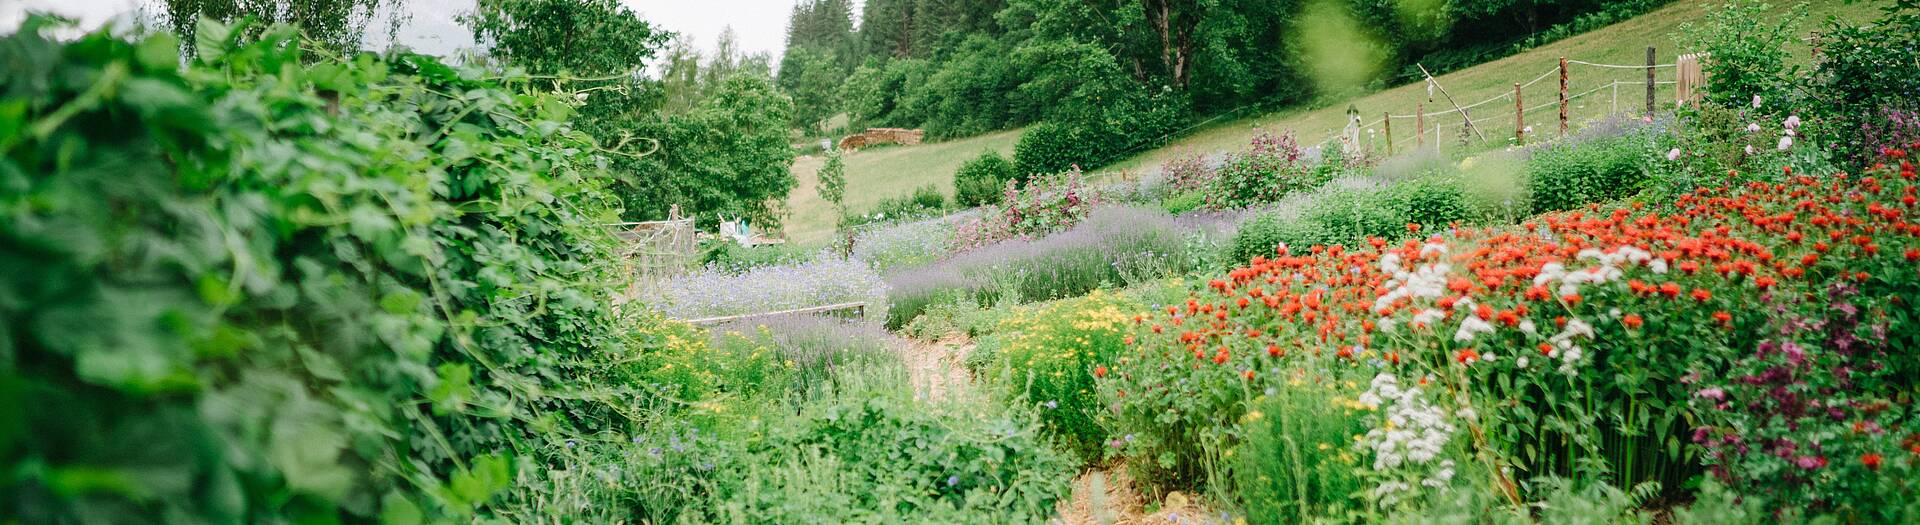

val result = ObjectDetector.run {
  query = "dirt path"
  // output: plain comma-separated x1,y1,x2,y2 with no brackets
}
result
901,334,975,404
1055,467,1224,525
895,333,1221,524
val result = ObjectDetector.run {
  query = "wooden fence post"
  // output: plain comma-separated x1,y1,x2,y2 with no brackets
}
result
1415,104,1425,149
1384,112,1393,156
1559,57,1569,137
1645,46,1657,118
1514,83,1524,144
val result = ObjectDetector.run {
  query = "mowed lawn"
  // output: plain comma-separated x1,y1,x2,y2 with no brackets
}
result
785,128,1022,244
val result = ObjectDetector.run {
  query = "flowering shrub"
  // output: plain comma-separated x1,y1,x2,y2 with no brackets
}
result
1162,147,1218,193
952,168,1101,249
972,290,1142,464
641,256,890,322
1525,119,1660,212
1102,148,1920,515
1204,131,1343,210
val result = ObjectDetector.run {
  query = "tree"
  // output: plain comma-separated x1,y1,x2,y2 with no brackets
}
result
466,0,795,227
819,149,848,211
158,0,406,56
781,46,846,133
465,0,667,77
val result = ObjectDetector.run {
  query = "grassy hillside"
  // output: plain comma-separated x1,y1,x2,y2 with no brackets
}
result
786,128,1022,244
780,0,1887,244
1108,0,1888,170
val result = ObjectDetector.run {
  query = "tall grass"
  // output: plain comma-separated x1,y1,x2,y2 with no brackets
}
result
708,314,906,399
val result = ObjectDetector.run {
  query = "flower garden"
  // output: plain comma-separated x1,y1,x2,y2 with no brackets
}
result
7,1,1920,523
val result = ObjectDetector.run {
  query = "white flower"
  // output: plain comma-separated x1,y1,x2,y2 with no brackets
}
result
1516,356,1530,368
1752,95,1763,108
1778,135,1794,151
1747,123,1761,133
1745,145,1755,155
1667,148,1682,161
1784,115,1802,129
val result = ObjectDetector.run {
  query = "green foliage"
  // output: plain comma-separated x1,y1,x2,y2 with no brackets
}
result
615,75,799,228
1680,0,1805,112
720,366,1075,524
1161,191,1207,215
845,184,949,229
0,20,658,521
973,291,1140,464
158,0,405,57
820,148,849,209
466,0,668,76
1525,130,1654,213
1227,186,1408,264
1203,132,1341,210
954,151,1019,207
1803,1,1920,162
1232,383,1370,524
468,0,796,229
781,46,851,132
1386,176,1474,229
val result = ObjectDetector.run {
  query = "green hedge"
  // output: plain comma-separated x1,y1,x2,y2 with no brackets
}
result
0,21,662,522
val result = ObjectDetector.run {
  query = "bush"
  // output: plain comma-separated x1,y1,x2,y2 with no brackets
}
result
1525,128,1653,212
1162,191,1207,215
708,315,905,400
718,366,1074,523
1205,132,1340,210
973,291,1142,464
952,168,1101,249
843,184,950,229
1681,0,1805,113
954,151,1020,207
0,22,670,521
1804,2,1920,162
1013,121,1089,176
1386,176,1475,229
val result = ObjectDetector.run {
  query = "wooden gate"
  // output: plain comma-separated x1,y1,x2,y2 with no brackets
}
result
608,205,697,302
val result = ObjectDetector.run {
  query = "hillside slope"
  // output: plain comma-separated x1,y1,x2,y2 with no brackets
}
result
781,0,1886,245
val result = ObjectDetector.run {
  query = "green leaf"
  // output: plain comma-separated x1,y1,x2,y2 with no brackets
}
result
193,17,232,62
448,454,511,508
136,33,180,72
428,363,473,415
380,492,425,525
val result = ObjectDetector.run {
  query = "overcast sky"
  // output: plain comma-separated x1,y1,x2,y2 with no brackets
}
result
2,0,843,69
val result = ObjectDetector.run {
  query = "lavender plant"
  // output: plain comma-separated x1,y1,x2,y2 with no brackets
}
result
849,212,970,272
886,205,1206,328
639,256,890,322
709,314,907,398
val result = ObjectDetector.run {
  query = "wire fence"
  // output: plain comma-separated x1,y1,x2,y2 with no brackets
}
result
1305,47,1701,159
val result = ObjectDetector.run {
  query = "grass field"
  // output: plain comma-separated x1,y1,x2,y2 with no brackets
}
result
786,128,1023,244
779,0,1888,244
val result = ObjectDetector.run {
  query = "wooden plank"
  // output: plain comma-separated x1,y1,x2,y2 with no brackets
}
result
683,302,869,326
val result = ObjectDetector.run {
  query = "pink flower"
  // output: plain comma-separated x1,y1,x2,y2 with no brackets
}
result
1778,136,1794,151
1793,455,1828,470
1667,148,1683,161
1747,123,1762,133
1752,95,1763,109
1784,115,1801,129
1695,387,1727,401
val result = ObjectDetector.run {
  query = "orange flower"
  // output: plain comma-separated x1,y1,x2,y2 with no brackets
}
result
1712,311,1732,324
1093,365,1109,378
1691,288,1713,302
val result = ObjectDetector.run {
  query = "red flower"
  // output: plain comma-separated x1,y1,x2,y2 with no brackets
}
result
1863,453,1884,471
1691,288,1713,302
1456,348,1480,364
1622,314,1644,329
1093,365,1109,378
1712,311,1732,324
1243,370,1256,380
1266,344,1282,357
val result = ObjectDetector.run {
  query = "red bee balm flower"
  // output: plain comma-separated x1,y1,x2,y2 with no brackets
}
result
1622,314,1644,329
1863,453,1884,471
1093,365,1108,378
